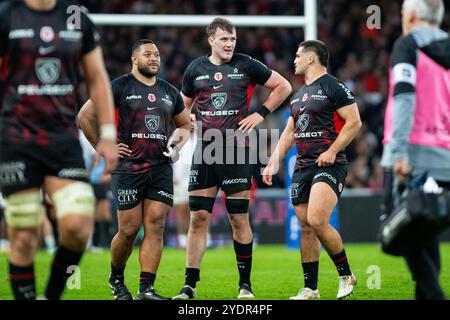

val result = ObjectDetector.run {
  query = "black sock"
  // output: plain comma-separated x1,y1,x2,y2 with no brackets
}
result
139,272,156,292
330,249,352,277
302,261,319,290
110,263,125,282
185,268,200,288
99,221,112,247
93,222,100,247
8,262,36,300
233,239,253,287
44,246,83,300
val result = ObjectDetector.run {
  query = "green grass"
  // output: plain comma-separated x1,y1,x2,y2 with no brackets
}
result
1,243,449,300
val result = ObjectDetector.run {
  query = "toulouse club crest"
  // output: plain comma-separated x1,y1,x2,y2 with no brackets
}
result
145,115,159,133
35,58,61,84
211,93,227,110
296,114,309,132
214,72,223,81
148,94,156,102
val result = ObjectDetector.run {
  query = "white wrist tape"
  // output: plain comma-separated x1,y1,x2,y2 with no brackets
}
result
100,124,116,142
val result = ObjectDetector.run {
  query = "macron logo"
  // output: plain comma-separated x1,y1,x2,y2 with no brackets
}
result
126,95,142,100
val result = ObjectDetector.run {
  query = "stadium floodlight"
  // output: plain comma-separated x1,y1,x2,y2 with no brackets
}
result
89,0,317,40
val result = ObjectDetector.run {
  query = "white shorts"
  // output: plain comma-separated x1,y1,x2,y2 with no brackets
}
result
173,134,196,205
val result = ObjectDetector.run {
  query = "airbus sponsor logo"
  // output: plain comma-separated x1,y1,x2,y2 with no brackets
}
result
58,168,89,179
291,98,300,104
9,29,34,39
59,30,82,41
195,75,209,81
126,95,142,100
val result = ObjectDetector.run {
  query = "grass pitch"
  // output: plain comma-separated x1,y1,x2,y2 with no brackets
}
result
1,243,449,300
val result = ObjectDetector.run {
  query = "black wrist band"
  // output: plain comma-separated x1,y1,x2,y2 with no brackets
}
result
256,105,271,118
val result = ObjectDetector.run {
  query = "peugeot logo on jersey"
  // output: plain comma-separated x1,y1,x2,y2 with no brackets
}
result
148,94,156,103
296,114,309,132
214,72,223,81
211,93,227,110
145,115,160,133
35,58,61,84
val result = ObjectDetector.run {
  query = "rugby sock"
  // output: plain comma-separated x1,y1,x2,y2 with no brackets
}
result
330,249,352,277
185,268,200,288
139,272,156,292
8,262,36,300
233,239,253,287
110,262,126,283
45,245,83,300
302,261,319,290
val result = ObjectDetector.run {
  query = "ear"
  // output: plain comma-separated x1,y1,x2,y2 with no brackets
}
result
208,36,214,46
308,53,315,65
131,55,137,66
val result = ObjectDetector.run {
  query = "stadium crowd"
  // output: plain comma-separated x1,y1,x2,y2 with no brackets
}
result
72,0,449,191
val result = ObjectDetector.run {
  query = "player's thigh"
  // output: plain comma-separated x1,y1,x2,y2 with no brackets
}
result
307,165,347,225
142,198,171,232
143,165,173,226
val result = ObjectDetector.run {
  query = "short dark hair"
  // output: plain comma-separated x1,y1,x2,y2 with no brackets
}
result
132,39,155,55
298,40,329,67
206,17,235,37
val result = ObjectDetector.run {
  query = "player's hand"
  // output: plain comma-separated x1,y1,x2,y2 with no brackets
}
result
262,160,276,186
238,112,264,133
316,149,337,167
117,143,132,158
163,144,180,163
393,158,411,184
95,139,118,174
190,113,197,133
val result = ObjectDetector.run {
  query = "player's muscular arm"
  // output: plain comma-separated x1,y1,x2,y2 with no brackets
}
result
316,103,362,167
262,117,295,185
164,108,191,162
239,71,292,133
81,47,118,173
77,99,99,147
182,93,197,132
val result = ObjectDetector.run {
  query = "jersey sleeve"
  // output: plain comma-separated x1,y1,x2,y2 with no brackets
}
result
391,35,417,96
329,80,355,110
181,61,197,98
173,91,185,116
111,77,126,107
245,56,272,85
0,2,11,56
80,10,100,55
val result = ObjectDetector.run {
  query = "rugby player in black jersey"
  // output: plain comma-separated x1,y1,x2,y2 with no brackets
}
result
172,18,291,300
0,0,117,300
78,39,191,300
263,40,361,300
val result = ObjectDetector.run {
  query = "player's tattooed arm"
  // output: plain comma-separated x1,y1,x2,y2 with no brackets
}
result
262,116,295,185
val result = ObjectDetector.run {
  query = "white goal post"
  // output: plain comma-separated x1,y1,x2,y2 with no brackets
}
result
88,0,317,40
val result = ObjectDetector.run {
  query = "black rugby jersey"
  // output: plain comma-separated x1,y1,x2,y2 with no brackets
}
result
181,53,272,144
0,0,99,145
112,74,185,174
290,74,355,169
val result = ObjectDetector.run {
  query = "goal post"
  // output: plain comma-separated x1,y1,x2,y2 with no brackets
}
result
88,0,317,40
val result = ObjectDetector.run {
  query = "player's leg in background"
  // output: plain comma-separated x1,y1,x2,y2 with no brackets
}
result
307,181,356,299
92,182,113,249
175,201,189,248
290,203,321,300
40,207,56,254
4,188,42,300
136,199,171,300
173,186,217,300
0,193,11,253
43,177,94,300
226,189,255,298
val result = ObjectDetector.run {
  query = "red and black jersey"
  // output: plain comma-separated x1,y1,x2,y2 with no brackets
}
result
112,74,185,174
182,53,272,145
0,0,99,146
290,74,355,169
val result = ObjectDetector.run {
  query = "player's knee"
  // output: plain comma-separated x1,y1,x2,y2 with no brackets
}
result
307,216,327,233
190,211,209,230
52,182,95,219
12,231,40,257
229,214,250,232
3,191,43,228
225,198,249,214
189,196,215,214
